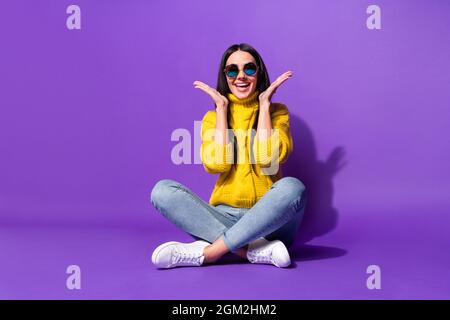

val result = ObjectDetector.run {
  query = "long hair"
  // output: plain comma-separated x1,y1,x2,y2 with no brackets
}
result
216,43,271,99
215,43,271,164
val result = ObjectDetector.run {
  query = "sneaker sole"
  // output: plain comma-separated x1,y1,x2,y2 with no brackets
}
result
151,241,180,266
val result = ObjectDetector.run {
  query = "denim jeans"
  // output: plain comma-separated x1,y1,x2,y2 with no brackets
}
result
150,177,307,252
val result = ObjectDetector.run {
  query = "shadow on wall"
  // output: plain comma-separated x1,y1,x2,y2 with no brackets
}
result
284,114,347,245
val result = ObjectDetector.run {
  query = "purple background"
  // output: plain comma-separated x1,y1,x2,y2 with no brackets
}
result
1,0,450,299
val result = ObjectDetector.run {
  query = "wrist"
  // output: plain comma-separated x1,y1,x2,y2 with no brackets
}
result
216,104,228,113
259,102,271,112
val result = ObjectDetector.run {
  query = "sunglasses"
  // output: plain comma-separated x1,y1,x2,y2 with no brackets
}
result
223,62,259,78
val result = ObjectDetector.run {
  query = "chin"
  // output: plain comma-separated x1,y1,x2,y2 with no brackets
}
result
231,88,256,100
234,92,248,99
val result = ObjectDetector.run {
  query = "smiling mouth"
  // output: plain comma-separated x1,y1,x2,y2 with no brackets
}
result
234,83,250,88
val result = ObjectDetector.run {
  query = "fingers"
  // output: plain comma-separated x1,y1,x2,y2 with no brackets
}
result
193,80,215,96
193,80,227,106
271,71,293,89
264,70,293,97
193,80,209,88
193,80,211,92
258,70,293,103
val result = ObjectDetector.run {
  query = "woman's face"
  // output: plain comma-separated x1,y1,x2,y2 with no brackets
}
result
225,50,258,100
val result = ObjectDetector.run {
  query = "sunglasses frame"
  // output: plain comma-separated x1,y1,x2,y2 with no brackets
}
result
223,62,259,78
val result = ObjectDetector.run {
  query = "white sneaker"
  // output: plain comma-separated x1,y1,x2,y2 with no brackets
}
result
247,238,291,268
151,240,210,269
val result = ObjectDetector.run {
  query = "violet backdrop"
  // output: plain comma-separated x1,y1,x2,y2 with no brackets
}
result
1,0,449,299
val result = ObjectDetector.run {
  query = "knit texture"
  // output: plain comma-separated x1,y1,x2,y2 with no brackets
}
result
200,91,294,208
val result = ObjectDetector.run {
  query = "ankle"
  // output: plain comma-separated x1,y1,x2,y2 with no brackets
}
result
202,238,230,263
233,246,248,259
202,246,218,264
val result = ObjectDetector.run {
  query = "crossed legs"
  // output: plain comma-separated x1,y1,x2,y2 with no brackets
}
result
150,177,306,265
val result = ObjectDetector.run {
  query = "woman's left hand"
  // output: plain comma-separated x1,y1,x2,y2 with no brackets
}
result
258,71,293,109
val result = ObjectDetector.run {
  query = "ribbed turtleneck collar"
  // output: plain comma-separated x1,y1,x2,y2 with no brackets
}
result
227,91,259,108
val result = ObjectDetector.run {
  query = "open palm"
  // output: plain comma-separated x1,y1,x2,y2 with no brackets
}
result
259,71,293,107
193,80,228,108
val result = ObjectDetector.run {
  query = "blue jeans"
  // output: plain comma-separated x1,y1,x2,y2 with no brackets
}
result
150,177,307,252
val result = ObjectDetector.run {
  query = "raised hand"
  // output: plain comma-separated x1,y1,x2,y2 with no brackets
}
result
258,71,293,109
193,81,229,110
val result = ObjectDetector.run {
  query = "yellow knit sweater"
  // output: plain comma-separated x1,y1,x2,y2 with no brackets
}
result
200,91,294,208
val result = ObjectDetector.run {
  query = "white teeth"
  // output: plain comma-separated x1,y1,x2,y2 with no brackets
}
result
235,83,249,87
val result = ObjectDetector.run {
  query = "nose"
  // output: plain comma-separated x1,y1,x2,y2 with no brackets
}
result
237,70,247,80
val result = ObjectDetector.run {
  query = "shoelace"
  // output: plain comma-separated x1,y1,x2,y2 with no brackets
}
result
248,247,273,263
172,245,203,265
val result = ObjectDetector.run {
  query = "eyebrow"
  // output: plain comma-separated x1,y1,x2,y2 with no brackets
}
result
225,61,256,66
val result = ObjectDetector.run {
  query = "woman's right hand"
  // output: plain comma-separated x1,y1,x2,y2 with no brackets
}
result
193,81,229,110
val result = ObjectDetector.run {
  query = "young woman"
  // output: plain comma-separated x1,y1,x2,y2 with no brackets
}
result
150,43,307,269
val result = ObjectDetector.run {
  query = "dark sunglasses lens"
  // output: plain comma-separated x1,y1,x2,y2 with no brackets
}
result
244,63,257,76
225,65,239,78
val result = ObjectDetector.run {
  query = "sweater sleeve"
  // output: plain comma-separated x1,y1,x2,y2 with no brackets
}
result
200,111,234,174
252,103,294,168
